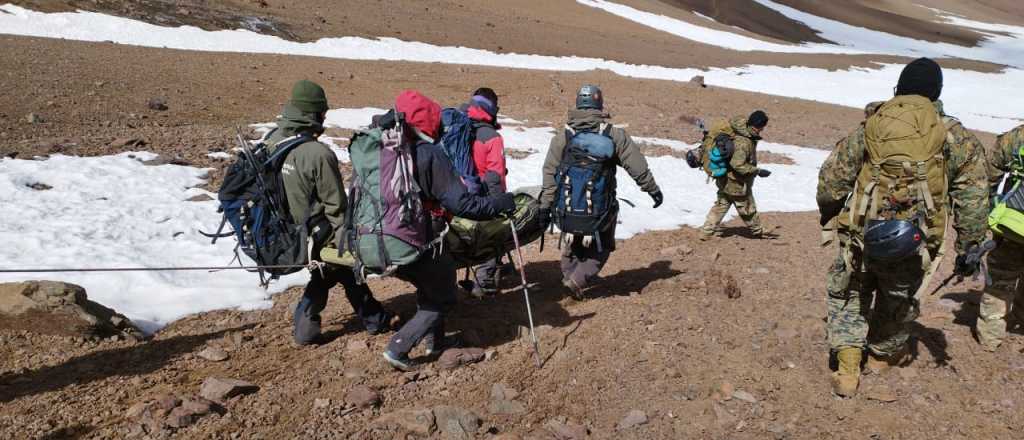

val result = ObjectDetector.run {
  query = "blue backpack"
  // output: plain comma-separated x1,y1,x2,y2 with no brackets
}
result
439,107,483,194
553,124,617,251
206,129,317,287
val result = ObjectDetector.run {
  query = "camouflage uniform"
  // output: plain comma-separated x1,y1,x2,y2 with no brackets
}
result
818,100,989,356
701,116,764,236
977,124,1024,348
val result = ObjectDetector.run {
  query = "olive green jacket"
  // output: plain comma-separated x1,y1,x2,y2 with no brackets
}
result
539,109,660,209
717,116,761,197
264,103,346,239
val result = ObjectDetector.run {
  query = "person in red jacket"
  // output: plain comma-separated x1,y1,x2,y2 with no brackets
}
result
463,88,509,296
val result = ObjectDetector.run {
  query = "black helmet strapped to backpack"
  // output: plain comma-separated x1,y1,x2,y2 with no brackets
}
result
576,85,603,111
864,219,925,262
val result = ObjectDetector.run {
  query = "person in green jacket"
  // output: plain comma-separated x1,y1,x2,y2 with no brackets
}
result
700,111,771,239
264,80,395,345
538,85,662,300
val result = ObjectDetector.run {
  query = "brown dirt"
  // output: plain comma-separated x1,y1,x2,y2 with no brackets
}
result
0,33,898,169
2,212,1021,439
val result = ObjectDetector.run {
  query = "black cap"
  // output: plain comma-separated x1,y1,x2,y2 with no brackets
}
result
747,110,769,129
896,57,943,101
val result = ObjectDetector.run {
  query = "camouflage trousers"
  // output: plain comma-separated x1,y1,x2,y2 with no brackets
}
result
701,191,762,235
826,243,924,356
977,239,1024,345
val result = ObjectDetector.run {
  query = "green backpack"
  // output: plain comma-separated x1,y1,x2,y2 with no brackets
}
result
989,146,1024,244
342,120,434,278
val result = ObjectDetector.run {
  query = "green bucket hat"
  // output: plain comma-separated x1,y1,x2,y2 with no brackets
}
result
289,80,328,114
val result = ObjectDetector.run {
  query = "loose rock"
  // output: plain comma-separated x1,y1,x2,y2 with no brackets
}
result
148,97,169,111
544,418,589,439
437,347,486,370
199,377,259,402
374,409,436,436
733,390,758,404
345,385,381,409
0,281,143,340
432,405,481,440
197,346,229,362
617,410,647,430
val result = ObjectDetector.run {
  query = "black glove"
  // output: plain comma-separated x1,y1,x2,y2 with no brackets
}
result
650,190,664,208
954,253,980,278
818,200,844,227
494,192,516,215
482,170,504,196
538,208,552,230
757,169,772,178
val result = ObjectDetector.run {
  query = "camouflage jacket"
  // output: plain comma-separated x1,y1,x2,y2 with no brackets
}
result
717,116,761,197
987,124,1024,194
817,100,989,254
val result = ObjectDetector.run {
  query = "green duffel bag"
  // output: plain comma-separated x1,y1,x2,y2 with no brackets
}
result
445,191,545,268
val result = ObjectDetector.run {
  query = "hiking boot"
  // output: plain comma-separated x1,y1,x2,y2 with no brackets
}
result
423,333,460,357
978,334,1002,352
698,231,714,241
367,312,404,336
562,278,585,301
470,282,497,299
831,347,862,398
864,347,907,375
382,350,416,372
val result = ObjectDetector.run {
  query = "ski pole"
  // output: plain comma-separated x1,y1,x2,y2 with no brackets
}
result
509,220,543,368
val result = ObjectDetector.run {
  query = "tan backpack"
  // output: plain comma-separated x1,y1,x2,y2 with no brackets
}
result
699,119,736,177
839,95,949,250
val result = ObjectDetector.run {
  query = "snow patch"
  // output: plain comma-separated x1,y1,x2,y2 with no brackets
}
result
0,153,307,332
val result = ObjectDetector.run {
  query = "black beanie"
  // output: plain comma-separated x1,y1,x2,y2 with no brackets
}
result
747,110,769,129
896,57,943,101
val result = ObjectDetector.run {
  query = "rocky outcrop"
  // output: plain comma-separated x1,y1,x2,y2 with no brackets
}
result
0,281,144,340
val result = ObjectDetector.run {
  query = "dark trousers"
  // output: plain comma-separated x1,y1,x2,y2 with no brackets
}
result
561,219,616,290
474,256,502,289
386,252,458,357
293,264,389,345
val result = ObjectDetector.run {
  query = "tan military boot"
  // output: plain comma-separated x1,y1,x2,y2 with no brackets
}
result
831,347,862,397
864,347,907,375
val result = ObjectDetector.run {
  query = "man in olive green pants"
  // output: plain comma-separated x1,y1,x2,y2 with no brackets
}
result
700,111,771,239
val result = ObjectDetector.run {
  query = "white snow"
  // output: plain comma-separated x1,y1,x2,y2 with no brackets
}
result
1,4,1023,132
578,0,1024,68
206,151,232,159
752,0,1024,68
0,153,308,333
575,0,862,55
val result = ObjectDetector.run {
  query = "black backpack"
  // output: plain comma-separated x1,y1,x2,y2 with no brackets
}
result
206,129,316,287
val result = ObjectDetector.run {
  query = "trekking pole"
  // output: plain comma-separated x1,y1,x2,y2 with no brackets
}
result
509,221,543,368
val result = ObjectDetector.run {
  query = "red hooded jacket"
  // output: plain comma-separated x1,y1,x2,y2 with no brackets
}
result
466,105,507,191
